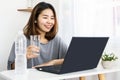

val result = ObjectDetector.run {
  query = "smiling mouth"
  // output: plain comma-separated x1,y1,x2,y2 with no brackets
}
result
45,25,52,29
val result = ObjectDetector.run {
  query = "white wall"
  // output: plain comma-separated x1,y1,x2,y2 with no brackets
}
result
0,0,31,71
73,0,120,80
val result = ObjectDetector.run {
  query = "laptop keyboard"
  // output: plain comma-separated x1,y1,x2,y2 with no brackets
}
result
35,65,62,73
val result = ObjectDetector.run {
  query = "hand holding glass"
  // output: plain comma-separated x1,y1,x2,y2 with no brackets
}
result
30,35,40,55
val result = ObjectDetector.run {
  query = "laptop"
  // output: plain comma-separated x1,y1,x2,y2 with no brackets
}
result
36,37,109,74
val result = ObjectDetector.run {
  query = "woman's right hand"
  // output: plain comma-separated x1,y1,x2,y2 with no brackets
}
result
26,45,40,59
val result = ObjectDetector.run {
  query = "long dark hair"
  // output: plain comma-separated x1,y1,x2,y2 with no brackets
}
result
23,2,58,41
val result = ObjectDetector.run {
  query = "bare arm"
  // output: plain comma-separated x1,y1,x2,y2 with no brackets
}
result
33,59,64,68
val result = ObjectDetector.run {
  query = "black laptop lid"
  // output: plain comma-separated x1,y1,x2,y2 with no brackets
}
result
59,37,109,74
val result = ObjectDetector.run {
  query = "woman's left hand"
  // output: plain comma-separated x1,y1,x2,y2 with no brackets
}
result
32,59,64,68
32,60,55,68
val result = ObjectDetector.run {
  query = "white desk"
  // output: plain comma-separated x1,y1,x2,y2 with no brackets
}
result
0,68,120,80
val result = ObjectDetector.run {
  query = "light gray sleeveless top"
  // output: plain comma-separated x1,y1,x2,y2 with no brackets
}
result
7,35,68,69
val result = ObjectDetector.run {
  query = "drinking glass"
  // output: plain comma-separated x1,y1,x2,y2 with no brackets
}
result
30,35,40,54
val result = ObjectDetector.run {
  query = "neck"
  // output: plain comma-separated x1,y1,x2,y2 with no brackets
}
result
40,33,45,39
39,32,48,44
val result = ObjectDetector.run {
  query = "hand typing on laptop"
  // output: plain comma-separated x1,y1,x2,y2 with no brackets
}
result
32,59,64,68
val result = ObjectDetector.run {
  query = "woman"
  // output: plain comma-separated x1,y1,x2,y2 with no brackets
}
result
7,2,67,69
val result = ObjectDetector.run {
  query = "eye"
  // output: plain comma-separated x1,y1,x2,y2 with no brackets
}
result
43,17,48,19
51,17,54,20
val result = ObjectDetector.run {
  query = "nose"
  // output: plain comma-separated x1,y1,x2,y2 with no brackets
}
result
47,18,52,24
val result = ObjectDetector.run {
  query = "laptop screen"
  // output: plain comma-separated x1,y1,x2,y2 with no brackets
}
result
60,37,109,74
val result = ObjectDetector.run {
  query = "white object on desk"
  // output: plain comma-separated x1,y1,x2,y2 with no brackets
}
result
0,68,120,80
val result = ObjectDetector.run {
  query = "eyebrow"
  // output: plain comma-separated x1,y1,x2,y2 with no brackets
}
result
42,15,54,17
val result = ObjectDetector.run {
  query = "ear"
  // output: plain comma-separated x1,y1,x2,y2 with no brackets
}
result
34,20,37,23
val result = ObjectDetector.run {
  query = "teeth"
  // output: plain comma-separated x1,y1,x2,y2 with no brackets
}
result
45,25,51,28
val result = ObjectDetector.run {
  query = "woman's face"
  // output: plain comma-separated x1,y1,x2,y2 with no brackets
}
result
37,8,55,33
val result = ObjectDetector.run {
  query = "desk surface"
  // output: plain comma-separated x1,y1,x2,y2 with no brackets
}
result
0,68,120,80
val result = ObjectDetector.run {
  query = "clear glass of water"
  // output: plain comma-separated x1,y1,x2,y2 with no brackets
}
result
30,35,40,55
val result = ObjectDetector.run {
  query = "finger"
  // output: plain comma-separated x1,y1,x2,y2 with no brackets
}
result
27,46,40,53
30,53,39,58
32,45,40,50
27,45,33,49
32,48,39,53
29,45,40,49
27,52,39,59
29,45,40,50
32,67,35,69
